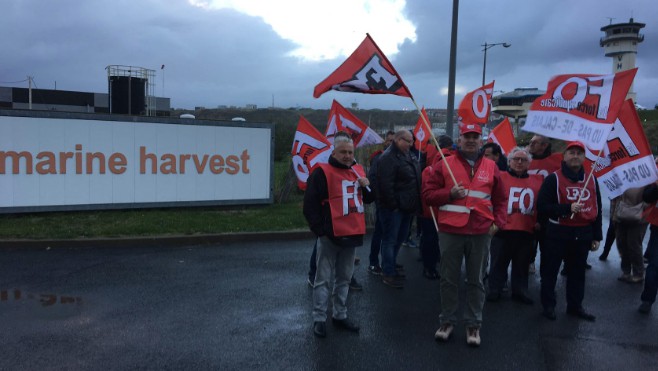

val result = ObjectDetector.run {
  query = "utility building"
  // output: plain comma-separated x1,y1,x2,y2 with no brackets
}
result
600,18,645,102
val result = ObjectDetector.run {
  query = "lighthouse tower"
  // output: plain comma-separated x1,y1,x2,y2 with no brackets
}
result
600,18,645,102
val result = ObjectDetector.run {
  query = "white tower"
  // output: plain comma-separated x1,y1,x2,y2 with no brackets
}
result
600,18,645,102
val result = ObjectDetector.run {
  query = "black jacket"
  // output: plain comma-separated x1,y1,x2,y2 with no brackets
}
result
537,162,603,241
303,156,374,247
376,144,421,213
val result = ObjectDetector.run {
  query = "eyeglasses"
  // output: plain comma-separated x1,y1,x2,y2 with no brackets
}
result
510,157,529,162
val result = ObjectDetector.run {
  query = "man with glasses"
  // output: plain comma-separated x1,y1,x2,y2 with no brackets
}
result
487,147,543,305
376,130,421,288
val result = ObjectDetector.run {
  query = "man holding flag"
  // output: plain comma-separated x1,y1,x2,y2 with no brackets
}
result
537,141,602,321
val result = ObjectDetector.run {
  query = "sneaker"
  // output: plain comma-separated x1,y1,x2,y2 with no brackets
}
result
434,323,453,341
382,275,404,288
528,263,536,275
638,301,652,314
628,275,644,283
618,273,632,283
349,277,363,291
307,276,315,288
367,265,382,275
466,327,481,346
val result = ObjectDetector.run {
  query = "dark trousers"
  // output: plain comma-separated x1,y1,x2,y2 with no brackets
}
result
419,217,440,271
369,207,383,267
641,225,658,304
540,237,591,311
488,233,534,295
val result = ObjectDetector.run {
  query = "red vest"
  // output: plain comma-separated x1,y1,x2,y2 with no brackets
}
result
500,172,543,233
319,163,367,237
437,156,496,228
527,153,562,178
643,202,658,226
552,170,598,227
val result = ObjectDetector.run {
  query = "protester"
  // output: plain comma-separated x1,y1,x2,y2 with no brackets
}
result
367,130,395,276
423,123,507,347
526,134,563,274
613,187,648,283
487,147,542,305
482,142,508,172
376,130,421,288
598,199,617,261
639,181,658,313
537,141,602,322
303,132,373,338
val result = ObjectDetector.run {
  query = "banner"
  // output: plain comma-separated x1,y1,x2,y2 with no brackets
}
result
291,116,332,190
458,81,495,125
487,117,516,155
522,68,637,150
313,34,412,99
325,100,383,148
586,99,658,198
413,107,431,151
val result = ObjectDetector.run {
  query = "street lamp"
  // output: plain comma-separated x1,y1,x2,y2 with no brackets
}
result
482,42,511,86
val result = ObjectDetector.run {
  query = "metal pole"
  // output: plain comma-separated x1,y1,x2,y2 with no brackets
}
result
445,0,459,139
482,42,488,86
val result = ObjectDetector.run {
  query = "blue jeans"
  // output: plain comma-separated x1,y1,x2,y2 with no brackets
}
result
641,225,658,304
379,208,412,277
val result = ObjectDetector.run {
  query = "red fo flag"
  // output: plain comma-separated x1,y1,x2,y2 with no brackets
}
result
313,34,412,99
522,68,637,150
325,100,383,148
413,107,432,151
458,81,495,124
487,117,516,155
585,99,658,198
291,116,332,190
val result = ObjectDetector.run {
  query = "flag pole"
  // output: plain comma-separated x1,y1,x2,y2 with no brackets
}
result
570,147,604,219
410,98,458,185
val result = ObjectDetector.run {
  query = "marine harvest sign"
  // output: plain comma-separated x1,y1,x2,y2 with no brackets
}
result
0,110,273,213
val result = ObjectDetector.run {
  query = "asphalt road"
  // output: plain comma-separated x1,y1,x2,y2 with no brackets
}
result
1,219,657,370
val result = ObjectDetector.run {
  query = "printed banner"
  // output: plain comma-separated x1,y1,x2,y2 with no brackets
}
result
586,99,658,198
313,34,412,99
291,116,332,190
522,68,637,150
458,81,494,124
326,100,383,148
487,117,516,155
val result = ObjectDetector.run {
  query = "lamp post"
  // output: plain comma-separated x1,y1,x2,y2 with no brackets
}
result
482,42,511,86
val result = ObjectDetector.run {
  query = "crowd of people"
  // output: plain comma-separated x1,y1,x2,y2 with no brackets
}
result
302,126,658,346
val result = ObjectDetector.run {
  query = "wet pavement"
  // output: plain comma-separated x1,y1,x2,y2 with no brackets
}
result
1,218,657,370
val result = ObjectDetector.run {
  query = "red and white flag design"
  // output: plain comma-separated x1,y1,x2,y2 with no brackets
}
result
458,81,494,125
325,100,383,148
585,99,658,198
313,34,412,99
413,107,431,152
291,116,332,190
487,117,516,155
522,69,637,150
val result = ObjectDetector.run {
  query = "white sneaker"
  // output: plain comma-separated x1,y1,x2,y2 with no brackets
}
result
466,327,481,347
434,323,453,341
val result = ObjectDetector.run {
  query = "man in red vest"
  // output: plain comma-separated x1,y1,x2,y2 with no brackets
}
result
423,123,508,347
537,141,602,321
303,132,373,338
487,146,543,304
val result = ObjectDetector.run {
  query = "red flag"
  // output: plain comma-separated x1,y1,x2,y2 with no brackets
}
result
291,116,332,190
458,81,495,124
522,68,637,150
487,117,516,155
325,100,383,148
585,99,658,198
413,107,431,151
313,34,412,98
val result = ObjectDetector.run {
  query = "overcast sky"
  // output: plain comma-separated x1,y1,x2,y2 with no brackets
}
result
2,0,656,111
